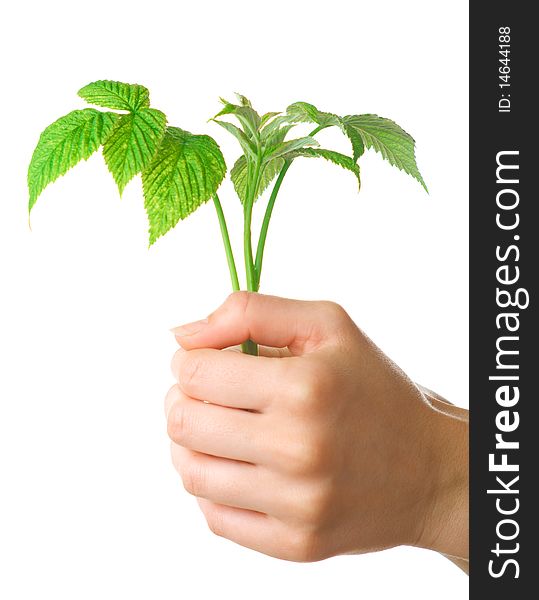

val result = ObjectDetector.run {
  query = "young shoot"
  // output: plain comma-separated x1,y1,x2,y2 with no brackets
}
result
28,81,427,355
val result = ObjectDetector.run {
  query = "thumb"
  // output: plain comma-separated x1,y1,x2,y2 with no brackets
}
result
171,292,348,355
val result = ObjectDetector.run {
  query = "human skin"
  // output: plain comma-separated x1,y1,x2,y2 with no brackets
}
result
165,292,469,569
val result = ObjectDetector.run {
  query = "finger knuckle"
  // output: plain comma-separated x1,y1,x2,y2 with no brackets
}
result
296,482,334,525
170,348,183,377
170,443,183,475
182,461,207,497
205,507,225,538
320,301,350,329
289,363,331,416
177,353,203,393
221,291,254,344
285,527,326,563
227,290,252,318
164,384,181,417
167,402,192,444
289,433,332,477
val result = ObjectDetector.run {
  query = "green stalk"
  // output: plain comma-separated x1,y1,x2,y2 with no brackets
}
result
243,157,260,292
243,199,256,291
254,159,291,290
241,339,259,356
212,193,240,291
241,153,262,356
308,124,326,137
242,124,327,353
253,124,328,290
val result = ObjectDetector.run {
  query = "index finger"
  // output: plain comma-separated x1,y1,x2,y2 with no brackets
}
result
170,347,293,412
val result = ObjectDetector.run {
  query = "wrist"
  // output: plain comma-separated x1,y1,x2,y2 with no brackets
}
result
415,404,469,560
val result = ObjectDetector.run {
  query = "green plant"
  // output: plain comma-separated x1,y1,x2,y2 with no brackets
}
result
28,80,427,355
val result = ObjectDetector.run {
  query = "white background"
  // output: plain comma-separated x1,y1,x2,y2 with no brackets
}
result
0,1,469,598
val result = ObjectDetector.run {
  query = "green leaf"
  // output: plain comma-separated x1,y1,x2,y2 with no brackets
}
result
262,124,294,155
230,155,285,203
213,97,261,139
28,108,119,211
103,108,167,194
260,115,296,145
340,114,427,191
285,148,361,189
264,136,319,161
214,98,237,117
287,101,364,161
234,93,252,107
233,106,261,138
341,122,365,162
142,126,226,245
260,111,281,127
286,101,341,128
212,119,257,159
78,80,150,112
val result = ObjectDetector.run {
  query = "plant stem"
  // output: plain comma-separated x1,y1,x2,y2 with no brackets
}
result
253,124,328,291
241,339,258,355
241,155,262,356
241,125,327,353
212,194,240,292
254,159,291,290
244,199,256,292
244,156,261,292
214,191,255,355
308,124,326,137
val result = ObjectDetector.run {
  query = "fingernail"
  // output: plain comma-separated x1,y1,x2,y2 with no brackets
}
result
169,318,208,337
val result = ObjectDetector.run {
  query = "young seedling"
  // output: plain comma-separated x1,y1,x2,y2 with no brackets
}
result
28,80,427,355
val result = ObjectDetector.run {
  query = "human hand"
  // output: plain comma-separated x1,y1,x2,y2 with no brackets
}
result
165,292,468,563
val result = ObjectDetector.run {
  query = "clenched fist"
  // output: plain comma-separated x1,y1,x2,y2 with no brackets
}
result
165,292,468,565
